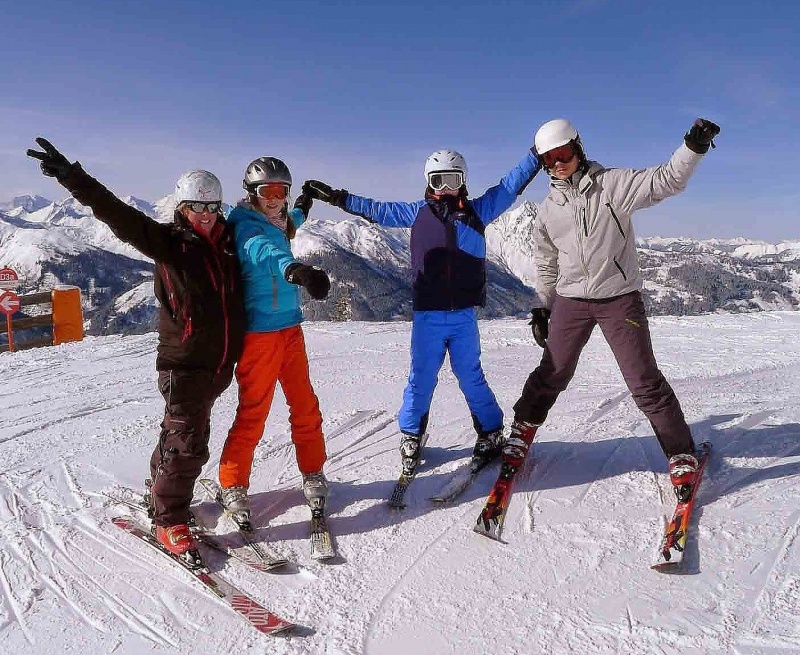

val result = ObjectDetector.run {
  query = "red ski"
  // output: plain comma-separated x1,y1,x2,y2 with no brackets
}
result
652,442,712,570
111,516,295,635
473,462,521,541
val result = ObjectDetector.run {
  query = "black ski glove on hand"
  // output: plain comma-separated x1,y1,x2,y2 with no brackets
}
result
684,118,721,154
529,308,551,348
293,193,313,218
302,180,348,208
26,137,75,181
285,263,331,300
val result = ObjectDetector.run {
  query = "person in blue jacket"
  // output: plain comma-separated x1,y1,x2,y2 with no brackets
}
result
218,157,331,528
303,148,540,477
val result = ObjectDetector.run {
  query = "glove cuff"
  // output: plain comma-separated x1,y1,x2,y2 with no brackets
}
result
684,136,710,155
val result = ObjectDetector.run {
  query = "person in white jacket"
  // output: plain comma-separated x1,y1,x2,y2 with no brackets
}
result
503,117,720,502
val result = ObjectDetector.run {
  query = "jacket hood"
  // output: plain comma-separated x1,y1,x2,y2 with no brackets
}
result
226,201,265,226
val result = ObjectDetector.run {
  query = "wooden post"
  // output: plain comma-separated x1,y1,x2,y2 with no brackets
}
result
4,314,12,352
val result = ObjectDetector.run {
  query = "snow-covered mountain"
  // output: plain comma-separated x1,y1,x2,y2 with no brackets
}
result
2,194,800,338
0,194,52,214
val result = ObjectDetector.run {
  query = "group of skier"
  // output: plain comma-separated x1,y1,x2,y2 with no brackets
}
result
26,113,720,561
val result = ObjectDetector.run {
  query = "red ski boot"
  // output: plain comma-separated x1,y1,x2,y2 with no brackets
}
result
501,420,539,470
668,453,699,502
156,524,197,556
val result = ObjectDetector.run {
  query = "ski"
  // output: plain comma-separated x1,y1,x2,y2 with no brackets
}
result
307,497,336,561
388,472,416,509
388,434,428,509
429,453,499,503
111,516,294,635
473,461,523,541
198,479,289,570
652,441,712,570
104,490,286,574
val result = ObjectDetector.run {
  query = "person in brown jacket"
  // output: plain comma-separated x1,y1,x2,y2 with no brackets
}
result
27,138,246,567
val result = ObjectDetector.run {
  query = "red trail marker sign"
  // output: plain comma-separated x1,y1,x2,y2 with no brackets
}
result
0,289,20,351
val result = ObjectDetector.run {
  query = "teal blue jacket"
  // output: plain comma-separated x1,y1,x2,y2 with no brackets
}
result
226,202,306,332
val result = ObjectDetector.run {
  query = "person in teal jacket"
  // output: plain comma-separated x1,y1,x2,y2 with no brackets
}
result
217,157,331,529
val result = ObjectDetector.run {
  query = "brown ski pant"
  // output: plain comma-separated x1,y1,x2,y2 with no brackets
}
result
513,291,695,458
149,366,234,526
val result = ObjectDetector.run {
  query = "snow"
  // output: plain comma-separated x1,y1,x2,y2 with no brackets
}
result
1,313,800,654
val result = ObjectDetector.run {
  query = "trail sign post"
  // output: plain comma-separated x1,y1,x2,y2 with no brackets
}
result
0,289,20,351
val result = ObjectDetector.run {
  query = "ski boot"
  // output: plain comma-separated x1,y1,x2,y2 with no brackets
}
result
473,428,506,458
668,453,699,503
155,523,204,569
218,485,253,532
302,471,328,511
399,432,428,477
500,420,539,477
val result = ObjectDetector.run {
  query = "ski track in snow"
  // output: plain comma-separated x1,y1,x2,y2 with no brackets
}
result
1,317,800,653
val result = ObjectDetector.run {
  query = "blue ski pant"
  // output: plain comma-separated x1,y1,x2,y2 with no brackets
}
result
398,308,503,436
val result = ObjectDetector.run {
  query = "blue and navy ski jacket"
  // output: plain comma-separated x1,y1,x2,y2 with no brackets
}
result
341,152,540,311
226,202,307,333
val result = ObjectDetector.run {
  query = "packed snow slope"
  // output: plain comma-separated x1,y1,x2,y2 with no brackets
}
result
1,314,799,655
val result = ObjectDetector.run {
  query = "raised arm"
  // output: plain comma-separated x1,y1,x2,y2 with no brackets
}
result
302,180,424,227
27,137,174,262
470,151,540,224
609,118,720,215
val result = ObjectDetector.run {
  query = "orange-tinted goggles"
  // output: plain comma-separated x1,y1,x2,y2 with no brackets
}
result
540,143,577,167
256,183,289,201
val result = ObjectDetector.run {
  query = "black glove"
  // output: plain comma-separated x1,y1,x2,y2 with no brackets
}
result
293,193,313,218
684,118,720,154
302,180,348,208
285,263,330,300
529,308,551,348
26,137,75,181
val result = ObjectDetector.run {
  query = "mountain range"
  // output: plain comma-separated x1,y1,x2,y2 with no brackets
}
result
2,193,799,339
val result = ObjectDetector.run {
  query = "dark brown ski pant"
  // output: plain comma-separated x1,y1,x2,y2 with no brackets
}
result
149,366,234,526
513,291,695,458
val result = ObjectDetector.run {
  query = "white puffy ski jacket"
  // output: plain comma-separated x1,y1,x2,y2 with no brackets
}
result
532,142,704,308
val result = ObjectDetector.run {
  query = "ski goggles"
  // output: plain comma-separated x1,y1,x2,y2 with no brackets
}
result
256,183,289,201
540,143,577,168
183,201,221,213
427,171,464,192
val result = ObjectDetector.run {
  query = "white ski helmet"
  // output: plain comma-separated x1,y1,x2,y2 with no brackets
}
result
174,170,222,204
533,118,584,157
424,149,468,185
243,157,292,192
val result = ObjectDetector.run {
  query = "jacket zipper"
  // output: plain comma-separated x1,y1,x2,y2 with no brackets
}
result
606,203,625,237
207,247,229,375
613,257,628,280
160,264,178,320
577,201,590,296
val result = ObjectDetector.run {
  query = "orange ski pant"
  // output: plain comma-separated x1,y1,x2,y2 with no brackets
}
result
219,326,326,488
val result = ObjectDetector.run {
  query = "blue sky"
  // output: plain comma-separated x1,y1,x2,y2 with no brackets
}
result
2,0,798,240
